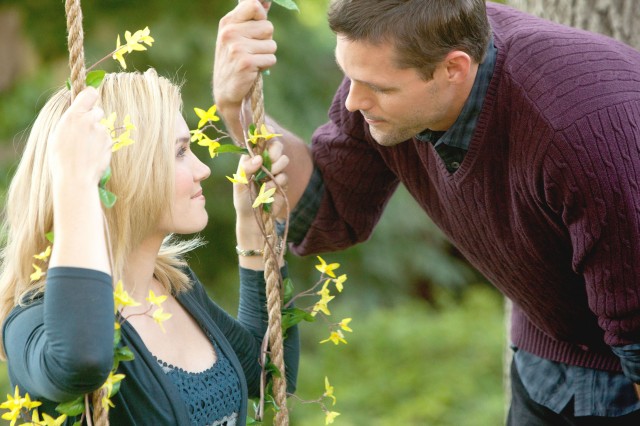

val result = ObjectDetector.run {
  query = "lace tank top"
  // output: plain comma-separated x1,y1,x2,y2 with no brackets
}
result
155,338,242,426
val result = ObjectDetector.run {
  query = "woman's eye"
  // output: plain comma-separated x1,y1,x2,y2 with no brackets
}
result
177,146,188,158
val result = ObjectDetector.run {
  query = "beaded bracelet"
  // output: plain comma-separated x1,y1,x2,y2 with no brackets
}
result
236,235,284,257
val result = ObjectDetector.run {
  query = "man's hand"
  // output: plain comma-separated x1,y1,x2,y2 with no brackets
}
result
213,0,276,141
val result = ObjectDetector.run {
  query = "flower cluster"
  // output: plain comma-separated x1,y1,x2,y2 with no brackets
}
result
112,27,154,70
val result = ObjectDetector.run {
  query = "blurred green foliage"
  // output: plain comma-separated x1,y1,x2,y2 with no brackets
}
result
0,0,505,424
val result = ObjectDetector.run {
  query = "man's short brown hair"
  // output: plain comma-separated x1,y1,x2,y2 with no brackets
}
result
328,0,491,79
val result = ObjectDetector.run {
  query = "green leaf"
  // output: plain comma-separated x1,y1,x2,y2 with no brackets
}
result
254,150,272,182
216,145,248,155
99,166,112,188
72,421,82,426
283,278,294,305
55,396,85,417
272,0,299,11
281,307,315,331
85,70,106,88
109,379,122,397
115,345,135,362
265,361,282,379
113,345,135,370
66,78,71,91
45,231,55,243
99,187,117,208
246,418,263,425
113,327,121,349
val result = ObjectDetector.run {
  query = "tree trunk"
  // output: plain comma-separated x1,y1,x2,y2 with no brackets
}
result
508,0,640,49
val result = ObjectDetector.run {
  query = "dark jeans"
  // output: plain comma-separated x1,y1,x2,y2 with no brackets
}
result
507,360,640,426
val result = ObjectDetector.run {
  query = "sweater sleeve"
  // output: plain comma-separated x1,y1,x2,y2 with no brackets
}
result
2,267,114,402
290,77,400,256
542,101,640,348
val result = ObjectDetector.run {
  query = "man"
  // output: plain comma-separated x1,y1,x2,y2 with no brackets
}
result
213,0,640,423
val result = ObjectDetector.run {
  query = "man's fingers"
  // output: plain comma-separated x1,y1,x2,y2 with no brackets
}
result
227,0,269,24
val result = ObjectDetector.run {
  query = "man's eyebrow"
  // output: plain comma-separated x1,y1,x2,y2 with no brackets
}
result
334,57,394,92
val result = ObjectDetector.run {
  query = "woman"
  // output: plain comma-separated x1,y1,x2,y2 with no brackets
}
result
0,69,298,425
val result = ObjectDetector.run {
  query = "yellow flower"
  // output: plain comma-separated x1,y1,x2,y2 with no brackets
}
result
246,124,282,145
1,386,25,426
100,371,125,410
101,372,126,398
194,105,220,129
315,256,340,278
112,130,135,152
30,264,44,282
325,410,340,425
146,290,167,308
33,245,52,261
226,166,248,185
251,183,276,209
27,411,67,426
320,330,347,345
190,129,205,143
152,308,172,333
112,36,128,69
197,137,221,158
113,280,141,313
112,27,154,69
100,112,117,133
312,285,334,317
123,114,135,132
124,27,154,53
338,318,353,332
324,377,336,405
333,274,347,292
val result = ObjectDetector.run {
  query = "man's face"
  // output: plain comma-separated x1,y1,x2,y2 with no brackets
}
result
335,35,459,147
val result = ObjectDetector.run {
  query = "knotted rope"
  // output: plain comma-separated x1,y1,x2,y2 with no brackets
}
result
249,72,290,424
65,1,109,425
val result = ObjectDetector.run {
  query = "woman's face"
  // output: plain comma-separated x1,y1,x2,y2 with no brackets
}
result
157,113,211,235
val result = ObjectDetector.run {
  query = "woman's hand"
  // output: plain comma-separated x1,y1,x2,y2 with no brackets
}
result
48,87,113,274
48,87,113,189
234,140,289,219
234,140,288,269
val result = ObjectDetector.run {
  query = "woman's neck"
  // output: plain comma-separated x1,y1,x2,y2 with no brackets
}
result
122,233,166,300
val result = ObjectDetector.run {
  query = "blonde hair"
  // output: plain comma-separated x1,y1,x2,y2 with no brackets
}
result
0,69,201,358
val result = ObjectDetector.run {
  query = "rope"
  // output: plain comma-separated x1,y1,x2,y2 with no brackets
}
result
65,1,109,425
65,0,86,100
249,72,290,424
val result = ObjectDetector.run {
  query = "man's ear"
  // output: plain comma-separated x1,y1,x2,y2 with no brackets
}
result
442,51,473,83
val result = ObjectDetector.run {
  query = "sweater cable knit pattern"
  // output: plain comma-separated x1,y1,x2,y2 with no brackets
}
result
293,3,640,372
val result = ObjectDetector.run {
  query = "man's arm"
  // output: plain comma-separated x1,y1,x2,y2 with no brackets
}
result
213,0,313,212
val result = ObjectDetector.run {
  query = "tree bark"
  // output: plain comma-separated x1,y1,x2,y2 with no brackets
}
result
508,0,640,49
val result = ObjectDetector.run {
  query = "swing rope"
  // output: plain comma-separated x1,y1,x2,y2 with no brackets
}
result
65,1,109,424
249,71,290,424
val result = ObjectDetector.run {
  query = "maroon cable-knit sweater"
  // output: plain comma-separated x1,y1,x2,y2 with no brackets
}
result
292,3,640,372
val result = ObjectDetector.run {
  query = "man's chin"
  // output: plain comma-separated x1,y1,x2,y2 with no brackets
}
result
370,128,411,147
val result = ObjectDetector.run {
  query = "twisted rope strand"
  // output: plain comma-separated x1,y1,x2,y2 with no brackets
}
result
65,1,109,425
65,0,86,100
250,72,289,425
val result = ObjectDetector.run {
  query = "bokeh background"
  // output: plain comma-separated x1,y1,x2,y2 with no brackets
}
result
0,0,512,424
